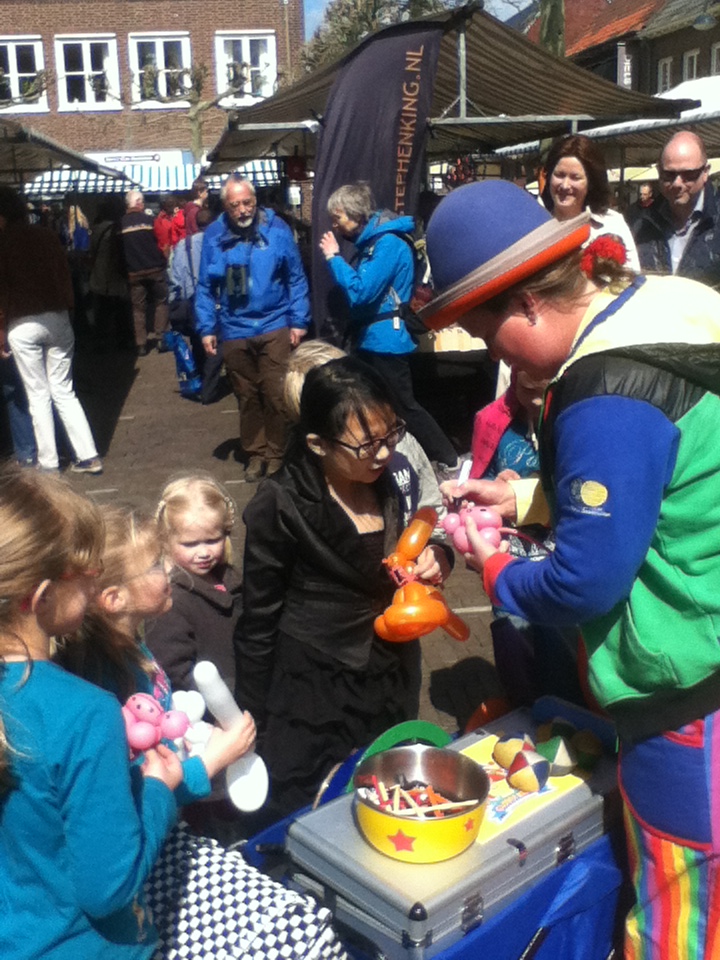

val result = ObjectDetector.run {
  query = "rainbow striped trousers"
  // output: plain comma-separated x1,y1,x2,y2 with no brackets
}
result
620,712,720,960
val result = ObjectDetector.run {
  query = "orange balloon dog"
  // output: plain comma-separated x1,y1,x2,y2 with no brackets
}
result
374,507,470,643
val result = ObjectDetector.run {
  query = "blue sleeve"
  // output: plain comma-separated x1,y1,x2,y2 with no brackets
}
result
278,221,310,329
176,755,211,805
194,231,218,337
327,234,409,311
168,244,188,302
59,695,176,918
494,394,679,625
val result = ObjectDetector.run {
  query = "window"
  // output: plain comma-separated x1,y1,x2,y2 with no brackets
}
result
214,32,276,105
683,49,699,81
129,33,192,107
0,36,47,112
657,57,672,93
712,43,720,75
54,35,120,110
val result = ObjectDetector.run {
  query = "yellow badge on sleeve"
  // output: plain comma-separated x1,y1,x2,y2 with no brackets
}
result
579,480,608,508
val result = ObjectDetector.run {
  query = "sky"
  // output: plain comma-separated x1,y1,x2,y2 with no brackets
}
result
303,0,522,40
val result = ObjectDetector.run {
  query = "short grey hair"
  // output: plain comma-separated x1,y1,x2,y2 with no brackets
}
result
220,175,256,202
125,189,144,210
327,182,375,224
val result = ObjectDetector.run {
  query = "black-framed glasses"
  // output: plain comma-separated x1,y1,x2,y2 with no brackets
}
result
330,421,406,460
658,165,708,184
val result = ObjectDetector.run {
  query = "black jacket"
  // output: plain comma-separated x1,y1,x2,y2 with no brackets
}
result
236,448,449,721
635,184,720,289
145,563,241,694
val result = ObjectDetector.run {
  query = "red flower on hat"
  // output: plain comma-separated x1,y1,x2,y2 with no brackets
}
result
580,235,627,276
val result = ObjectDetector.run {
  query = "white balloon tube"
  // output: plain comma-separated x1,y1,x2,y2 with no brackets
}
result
192,661,269,813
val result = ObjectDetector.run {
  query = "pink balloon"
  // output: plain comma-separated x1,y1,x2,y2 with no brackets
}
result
452,526,470,553
470,506,502,529
161,710,190,740
128,720,159,752
442,512,461,534
479,527,502,548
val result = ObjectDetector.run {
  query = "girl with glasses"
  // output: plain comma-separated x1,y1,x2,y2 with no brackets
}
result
239,356,454,823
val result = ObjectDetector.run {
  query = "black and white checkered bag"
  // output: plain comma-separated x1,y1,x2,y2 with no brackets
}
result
146,822,348,960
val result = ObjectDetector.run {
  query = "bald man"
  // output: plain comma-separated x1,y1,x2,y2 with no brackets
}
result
635,131,720,287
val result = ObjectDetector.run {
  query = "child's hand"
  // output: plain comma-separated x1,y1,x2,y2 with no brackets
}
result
199,712,257,780
414,545,451,585
439,477,518,521
141,743,183,791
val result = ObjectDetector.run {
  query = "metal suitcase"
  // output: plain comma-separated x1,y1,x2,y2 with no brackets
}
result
285,706,619,960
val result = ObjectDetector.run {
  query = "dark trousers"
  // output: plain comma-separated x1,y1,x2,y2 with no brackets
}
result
128,269,170,348
357,350,457,466
223,327,291,460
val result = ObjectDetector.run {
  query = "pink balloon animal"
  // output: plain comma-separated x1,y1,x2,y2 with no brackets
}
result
122,692,190,759
441,505,503,554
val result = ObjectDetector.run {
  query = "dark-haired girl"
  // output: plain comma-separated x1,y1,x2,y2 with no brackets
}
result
238,356,453,819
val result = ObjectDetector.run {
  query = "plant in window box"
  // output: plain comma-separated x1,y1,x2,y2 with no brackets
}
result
226,61,250,96
140,63,159,101
90,72,108,102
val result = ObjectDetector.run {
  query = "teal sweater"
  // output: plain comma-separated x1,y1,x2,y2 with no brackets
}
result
0,662,176,959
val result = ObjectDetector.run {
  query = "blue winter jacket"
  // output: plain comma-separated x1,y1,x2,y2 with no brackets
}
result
327,211,416,354
195,208,310,341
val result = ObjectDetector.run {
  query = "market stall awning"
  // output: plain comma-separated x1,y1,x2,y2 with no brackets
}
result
23,158,281,198
496,77,720,167
206,3,689,171
0,116,125,185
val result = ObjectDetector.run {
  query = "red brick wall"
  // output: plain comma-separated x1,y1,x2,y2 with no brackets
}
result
0,0,305,153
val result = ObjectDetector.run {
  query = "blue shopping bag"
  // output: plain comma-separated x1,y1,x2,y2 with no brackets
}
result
162,331,202,400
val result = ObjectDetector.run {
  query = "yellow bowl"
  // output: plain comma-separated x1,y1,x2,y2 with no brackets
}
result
353,745,489,864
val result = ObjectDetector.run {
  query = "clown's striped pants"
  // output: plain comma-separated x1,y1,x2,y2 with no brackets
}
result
620,711,720,960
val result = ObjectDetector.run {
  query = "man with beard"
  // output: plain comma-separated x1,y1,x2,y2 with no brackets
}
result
196,177,310,481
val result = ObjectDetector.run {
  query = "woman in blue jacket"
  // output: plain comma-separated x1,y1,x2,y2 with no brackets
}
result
319,182,458,470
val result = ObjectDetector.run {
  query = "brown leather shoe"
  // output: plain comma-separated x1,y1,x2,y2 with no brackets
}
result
244,456,265,483
265,458,283,476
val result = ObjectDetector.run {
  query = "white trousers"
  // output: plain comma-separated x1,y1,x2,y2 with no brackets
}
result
8,311,98,469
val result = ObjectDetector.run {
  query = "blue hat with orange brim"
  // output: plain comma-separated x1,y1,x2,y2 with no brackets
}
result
419,181,591,332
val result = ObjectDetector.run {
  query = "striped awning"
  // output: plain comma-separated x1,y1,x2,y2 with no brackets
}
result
24,157,280,198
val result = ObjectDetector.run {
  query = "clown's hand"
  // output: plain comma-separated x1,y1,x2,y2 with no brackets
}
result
463,513,509,574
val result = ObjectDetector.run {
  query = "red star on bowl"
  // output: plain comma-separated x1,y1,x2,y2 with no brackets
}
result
464,817,475,832
388,829,415,852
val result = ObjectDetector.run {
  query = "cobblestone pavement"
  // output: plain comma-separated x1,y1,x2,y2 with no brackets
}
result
64,345,503,736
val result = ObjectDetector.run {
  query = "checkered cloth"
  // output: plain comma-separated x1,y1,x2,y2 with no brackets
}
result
146,822,348,960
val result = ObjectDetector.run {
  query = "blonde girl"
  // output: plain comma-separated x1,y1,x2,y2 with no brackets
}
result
0,468,181,960
57,502,348,960
146,475,240,697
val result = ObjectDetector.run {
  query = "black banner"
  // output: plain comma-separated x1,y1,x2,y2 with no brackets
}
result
311,20,445,340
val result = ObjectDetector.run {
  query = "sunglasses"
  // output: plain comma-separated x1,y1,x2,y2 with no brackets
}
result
330,421,407,460
658,165,708,184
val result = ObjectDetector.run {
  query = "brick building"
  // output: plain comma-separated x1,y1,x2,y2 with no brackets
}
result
0,0,304,163
512,0,720,98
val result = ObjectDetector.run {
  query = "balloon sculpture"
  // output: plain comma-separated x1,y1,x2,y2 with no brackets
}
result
121,692,190,759
374,507,470,643
440,503,547,554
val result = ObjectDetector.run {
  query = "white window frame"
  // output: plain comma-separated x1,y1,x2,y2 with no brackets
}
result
128,32,192,109
683,49,700,81
214,31,277,106
0,35,47,113
657,56,672,93
54,34,121,111
712,42,720,75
